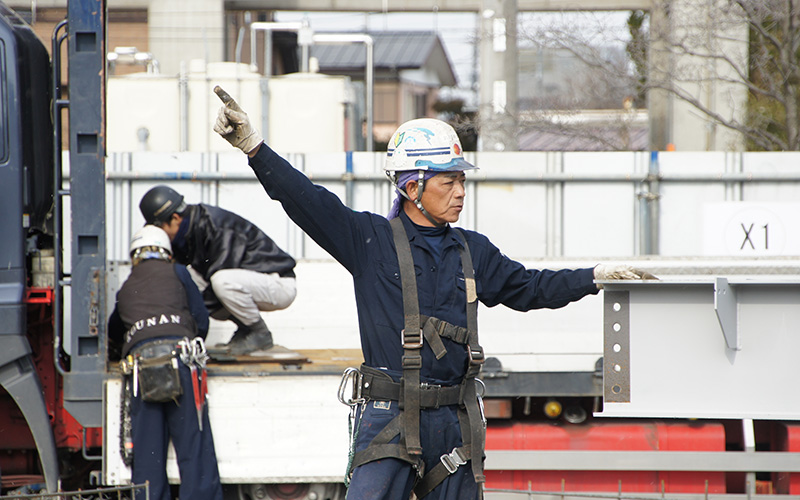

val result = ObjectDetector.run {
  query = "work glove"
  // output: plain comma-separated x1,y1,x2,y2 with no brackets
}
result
213,86,263,154
593,264,657,289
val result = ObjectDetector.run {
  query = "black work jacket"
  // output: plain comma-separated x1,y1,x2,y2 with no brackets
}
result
249,146,599,386
174,203,296,281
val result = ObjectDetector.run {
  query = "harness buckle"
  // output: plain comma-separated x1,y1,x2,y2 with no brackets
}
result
440,447,467,474
468,346,485,365
421,382,442,408
402,354,422,369
401,329,424,349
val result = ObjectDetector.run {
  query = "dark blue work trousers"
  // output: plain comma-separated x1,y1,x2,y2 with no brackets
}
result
346,401,480,500
130,362,222,500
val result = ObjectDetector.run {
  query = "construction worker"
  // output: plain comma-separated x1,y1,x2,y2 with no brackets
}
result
108,225,222,500
139,185,297,355
212,86,655,500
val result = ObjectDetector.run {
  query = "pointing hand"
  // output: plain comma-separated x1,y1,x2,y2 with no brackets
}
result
212,86,263,154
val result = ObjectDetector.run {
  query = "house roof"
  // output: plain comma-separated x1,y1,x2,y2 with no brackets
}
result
518,126,649,151
311,31,457,87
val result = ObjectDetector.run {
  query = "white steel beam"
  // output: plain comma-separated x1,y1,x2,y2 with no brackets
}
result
485,450,800,472
484,493,800,500
598,279,800,420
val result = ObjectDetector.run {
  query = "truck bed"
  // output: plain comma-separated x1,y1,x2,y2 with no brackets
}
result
103,348,363,486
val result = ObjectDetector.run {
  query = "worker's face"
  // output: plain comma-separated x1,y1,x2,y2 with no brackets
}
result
406,171,466,226
158,213,182,241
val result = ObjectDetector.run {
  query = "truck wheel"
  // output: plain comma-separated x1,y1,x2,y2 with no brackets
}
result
235,482,346,500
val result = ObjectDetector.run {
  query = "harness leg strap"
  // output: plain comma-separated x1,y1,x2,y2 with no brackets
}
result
349,411,424,476
413,447,470,499
462,379,486,483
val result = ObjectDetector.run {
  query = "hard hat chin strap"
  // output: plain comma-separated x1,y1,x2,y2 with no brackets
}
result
412,171,447,228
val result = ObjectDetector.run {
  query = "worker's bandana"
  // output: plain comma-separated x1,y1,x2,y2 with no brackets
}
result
387,170,438,220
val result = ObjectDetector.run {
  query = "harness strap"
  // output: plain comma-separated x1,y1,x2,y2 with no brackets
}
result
452,228,486,485
414,446,471,499
349,412,420,472
352,442,418,471
391,217,423,456
420,315,472,359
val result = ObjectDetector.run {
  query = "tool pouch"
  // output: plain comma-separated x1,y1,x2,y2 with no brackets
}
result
137,354,182,403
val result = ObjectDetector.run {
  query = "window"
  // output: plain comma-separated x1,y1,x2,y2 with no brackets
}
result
374,86,397,124
413,93,427,119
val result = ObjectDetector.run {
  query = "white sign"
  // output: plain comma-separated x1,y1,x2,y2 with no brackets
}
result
703,202,800,256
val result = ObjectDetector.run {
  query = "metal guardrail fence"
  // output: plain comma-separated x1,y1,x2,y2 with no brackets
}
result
95,150,800,263
0,484,147,500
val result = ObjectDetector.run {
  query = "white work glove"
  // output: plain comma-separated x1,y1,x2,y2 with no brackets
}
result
594,264,657,289
213,85,263,154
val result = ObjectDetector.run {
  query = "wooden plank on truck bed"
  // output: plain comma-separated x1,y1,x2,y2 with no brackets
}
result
207,344,310,365
207,348,363,375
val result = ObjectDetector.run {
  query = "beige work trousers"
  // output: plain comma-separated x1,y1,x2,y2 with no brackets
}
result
188,267,297,326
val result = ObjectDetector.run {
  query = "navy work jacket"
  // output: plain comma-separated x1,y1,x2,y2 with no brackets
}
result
249,146,599,386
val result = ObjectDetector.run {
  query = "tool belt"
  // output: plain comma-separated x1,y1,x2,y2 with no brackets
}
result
123,338,183,403
119,335,210,466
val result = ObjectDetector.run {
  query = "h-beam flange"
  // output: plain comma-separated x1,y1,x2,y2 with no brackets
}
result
603,291,630,403
714,277,741,351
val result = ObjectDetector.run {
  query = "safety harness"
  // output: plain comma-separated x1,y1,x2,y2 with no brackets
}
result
344,217,486,498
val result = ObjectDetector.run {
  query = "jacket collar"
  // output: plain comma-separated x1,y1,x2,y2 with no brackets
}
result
172,205,193,253
397,211,464,251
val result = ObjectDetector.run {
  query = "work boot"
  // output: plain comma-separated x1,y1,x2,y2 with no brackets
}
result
213,317,250,350
226,319,274,356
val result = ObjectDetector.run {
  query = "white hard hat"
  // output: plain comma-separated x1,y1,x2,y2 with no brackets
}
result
385,118,476,173
129,225,172,257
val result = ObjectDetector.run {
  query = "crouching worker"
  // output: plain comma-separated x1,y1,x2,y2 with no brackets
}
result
139,185,297,355
108,225,223,500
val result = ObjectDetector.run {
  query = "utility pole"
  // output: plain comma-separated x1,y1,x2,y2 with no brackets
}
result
478,0,518,151
647,1,673,151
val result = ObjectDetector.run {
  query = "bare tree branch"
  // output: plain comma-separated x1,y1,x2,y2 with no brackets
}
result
511,1,800,151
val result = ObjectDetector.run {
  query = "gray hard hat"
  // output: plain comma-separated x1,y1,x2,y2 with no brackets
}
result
140,185,186,225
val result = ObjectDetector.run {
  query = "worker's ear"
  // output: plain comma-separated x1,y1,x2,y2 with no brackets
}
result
405,179,419,200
